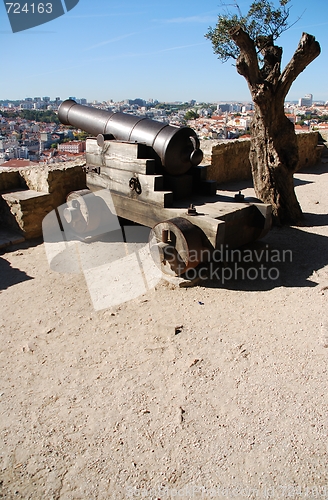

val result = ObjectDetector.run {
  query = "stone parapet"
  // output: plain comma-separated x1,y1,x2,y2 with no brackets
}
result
0,160,86,239
206,138,251,184
296,131,322,170
2,190,53,240
205,131,322,184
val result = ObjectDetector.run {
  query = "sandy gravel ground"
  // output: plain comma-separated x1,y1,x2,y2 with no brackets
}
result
1,162,328,500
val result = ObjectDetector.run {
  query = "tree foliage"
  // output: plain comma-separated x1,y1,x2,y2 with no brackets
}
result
205,0,292,62
19,109,60,123
3,109,60,123
184,110,199,121
74,131,89,141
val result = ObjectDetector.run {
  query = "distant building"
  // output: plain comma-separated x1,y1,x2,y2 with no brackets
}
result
58,141,85,153
15,146,29,159
4,148,15,159
51,133,63,141
217,104,230,113
242,104,253,112
128,98,145,107
229,103,242,112
0,159,30,168
40,132,52,143
20,102,33,110
298,94,313,107
39,133,53,151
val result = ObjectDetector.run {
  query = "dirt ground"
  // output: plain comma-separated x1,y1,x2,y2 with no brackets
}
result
1,162,328,500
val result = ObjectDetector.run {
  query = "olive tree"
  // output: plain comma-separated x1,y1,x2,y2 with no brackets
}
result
206,0,320,224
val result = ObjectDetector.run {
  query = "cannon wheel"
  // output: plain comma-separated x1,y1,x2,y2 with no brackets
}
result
149,217,204,276
64,189,102,235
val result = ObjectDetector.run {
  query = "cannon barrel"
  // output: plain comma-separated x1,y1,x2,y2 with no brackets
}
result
58,100,203,176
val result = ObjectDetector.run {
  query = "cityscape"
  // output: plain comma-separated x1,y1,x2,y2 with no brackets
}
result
1,93,328,168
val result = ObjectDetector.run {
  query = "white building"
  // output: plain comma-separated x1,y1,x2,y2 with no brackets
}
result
58,141,85,153
20,102,33,110
298,94,313,107
15,146,29,159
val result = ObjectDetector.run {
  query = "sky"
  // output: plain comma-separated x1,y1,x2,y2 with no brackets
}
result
0,0,327,103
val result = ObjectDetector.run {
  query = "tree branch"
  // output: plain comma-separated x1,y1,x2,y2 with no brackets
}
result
278,33,321,98
229,25,260,86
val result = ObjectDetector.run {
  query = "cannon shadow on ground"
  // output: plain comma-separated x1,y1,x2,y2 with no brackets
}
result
194,163,328,291
0,257,33,291
200,223,328,292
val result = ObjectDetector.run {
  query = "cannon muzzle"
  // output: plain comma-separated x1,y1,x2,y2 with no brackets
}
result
58,100,203,175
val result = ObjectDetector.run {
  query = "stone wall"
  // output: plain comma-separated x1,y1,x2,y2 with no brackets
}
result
0,160,86,239
205,131,322,184
296,131,322,170
0,169,28,192
205,138,251,184
318,130,328,157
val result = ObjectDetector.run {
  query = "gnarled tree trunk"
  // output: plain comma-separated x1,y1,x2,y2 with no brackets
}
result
250,93,301,224
230,28,321,224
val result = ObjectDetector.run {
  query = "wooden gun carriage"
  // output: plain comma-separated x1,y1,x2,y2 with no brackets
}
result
58,100,271,276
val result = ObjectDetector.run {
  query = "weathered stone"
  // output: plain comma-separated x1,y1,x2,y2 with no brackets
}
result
0,169,27,192
2,190,53,239
0,160,87,239
296,131,322,170
205,131,322,184
207,138,251,184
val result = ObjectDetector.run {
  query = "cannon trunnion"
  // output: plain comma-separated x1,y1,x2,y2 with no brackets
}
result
58,100,271,276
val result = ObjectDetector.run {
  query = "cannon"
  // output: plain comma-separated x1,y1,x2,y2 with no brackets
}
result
57,100,271,276
58,99,203,176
